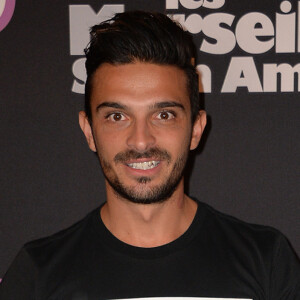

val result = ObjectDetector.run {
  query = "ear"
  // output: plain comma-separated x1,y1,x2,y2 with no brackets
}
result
79,111,97,152
190,110,207,150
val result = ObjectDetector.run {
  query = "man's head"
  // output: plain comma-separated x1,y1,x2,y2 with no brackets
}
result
84,10,200,124
79,11,206,205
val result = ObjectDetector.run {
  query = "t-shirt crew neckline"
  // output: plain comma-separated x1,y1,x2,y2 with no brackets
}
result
91,199,207,259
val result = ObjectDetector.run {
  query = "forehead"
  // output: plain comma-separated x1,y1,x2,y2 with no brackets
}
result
90,62,190,110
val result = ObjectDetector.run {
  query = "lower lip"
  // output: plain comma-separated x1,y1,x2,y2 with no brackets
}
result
124,162,162,176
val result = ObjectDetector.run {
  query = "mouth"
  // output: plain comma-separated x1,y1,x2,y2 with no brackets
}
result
126,160,160,170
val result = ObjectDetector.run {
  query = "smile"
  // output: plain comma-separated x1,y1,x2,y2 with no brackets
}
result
127,161,160,170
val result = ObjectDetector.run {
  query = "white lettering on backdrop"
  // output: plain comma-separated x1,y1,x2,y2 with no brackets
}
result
69,1,300,94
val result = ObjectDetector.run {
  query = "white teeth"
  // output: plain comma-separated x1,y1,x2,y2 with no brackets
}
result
127,161,160,170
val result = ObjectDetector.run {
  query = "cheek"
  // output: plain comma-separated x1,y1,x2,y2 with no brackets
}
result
93,126,118,146
94,130,127,161
158,127,191,151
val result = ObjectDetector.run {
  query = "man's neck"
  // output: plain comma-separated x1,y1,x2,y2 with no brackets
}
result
100,181,197,248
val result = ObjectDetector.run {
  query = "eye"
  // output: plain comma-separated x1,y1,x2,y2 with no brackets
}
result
107,112,126,122
157,111,175,120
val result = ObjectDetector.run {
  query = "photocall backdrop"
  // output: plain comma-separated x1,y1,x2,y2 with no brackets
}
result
0,0,299,277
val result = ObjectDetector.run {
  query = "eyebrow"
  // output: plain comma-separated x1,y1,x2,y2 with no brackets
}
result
96,102,127,111
96,101,185,112
152,101,185,110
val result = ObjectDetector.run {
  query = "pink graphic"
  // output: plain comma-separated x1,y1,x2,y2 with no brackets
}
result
0,0,16,32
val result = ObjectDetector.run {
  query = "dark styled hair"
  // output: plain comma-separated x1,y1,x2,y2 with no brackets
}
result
84,10,200,123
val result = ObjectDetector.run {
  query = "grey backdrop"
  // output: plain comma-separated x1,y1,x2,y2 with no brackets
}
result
1,0,299,277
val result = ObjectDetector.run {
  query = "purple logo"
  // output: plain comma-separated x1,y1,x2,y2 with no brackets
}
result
0,0,16,32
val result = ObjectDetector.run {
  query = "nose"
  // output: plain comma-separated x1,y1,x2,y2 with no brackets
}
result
126,118,156,151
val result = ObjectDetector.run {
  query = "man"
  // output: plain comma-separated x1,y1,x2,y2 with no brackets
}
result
0,11,299,300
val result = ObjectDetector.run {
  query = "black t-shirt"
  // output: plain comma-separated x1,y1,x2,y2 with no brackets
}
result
1,200,299,300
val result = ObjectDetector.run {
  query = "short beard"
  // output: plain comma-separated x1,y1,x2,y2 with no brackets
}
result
100,147,189,205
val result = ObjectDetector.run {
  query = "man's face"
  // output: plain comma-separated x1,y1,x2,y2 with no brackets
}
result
79,62,206,204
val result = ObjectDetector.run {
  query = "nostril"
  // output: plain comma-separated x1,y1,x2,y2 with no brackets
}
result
126,123,156,151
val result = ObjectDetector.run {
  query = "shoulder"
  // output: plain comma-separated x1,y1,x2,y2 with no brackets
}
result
22,207,100,266
197,200,298,262
195,200,300,297
0,208,101,297
199,200,283,238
